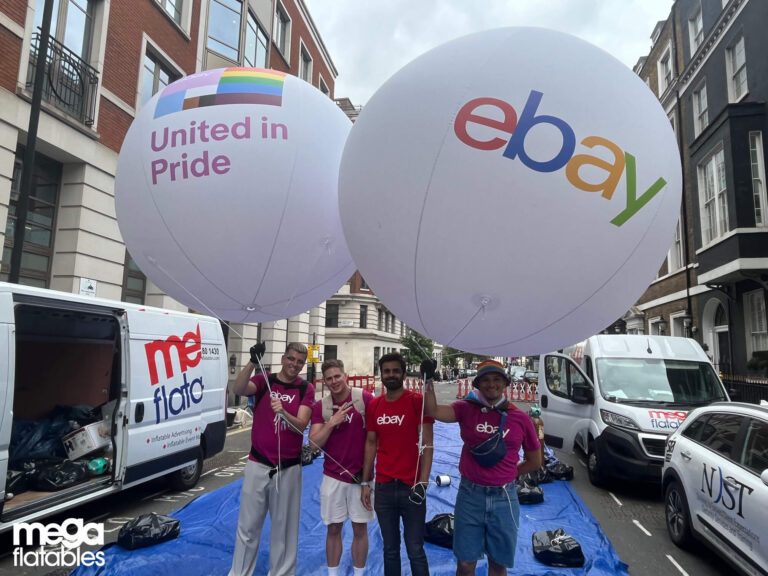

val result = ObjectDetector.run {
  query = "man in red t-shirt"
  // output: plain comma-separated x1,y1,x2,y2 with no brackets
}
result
309,359,374,576
361,352,433,576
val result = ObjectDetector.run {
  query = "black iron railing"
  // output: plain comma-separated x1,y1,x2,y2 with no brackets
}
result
27,32,99,126
721,374,768,404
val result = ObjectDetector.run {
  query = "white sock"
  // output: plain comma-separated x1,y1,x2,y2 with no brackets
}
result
327,567,339,576
353,567,365,576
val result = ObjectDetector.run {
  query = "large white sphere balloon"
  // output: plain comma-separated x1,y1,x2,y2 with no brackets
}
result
339,28,682,356
116,68,355,322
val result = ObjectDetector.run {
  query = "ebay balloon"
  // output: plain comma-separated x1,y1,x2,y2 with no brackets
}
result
339,28,682,356
116,68,355,322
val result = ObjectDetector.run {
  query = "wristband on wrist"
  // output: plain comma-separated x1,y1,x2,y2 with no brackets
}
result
360,481,370,487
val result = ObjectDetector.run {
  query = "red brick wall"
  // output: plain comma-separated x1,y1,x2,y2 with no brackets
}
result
0,0,27,26
0,26,21,92
98,96,135,153
99,0,201,152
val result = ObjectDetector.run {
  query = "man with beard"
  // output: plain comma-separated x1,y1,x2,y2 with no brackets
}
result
229,342,314,576
360,352,433,576
424,359,541,576
309,359,374,576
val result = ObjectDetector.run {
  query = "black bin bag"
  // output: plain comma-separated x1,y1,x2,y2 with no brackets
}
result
117,513,181,550
532,528,585,567
549,462,574,481
32,460,88,491
516,480,544,505
424,513,454,549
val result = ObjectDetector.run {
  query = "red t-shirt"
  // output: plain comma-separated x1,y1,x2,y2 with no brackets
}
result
366,390,434,485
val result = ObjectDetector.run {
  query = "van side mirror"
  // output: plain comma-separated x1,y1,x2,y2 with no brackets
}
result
572,383,594,405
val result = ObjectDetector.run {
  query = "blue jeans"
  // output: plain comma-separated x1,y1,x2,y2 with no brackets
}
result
374,480,429,576
453,477,520,568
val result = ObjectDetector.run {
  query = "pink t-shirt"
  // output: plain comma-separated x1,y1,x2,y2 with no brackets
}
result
451,401,540,486
311,390,374,483
249,373,315,464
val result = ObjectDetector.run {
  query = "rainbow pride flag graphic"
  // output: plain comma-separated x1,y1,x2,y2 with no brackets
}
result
153,68,286,119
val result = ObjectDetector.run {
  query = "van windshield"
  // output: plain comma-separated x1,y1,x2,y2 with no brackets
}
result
595,358,727,405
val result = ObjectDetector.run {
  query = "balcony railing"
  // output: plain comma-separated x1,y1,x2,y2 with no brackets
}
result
27,32,99,126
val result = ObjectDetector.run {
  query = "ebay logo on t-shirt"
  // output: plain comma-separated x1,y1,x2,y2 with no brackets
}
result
377,414,404,426
271,391,295,403
476,422,510,438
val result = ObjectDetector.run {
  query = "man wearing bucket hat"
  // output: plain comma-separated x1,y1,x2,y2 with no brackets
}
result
424,358,541,576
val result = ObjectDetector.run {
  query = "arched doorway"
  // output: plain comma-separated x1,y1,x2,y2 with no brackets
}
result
701,297,730,373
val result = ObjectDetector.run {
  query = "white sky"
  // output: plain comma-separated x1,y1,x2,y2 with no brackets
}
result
304,0,674,106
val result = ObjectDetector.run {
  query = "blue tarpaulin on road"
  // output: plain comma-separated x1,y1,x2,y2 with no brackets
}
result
72,422,629,575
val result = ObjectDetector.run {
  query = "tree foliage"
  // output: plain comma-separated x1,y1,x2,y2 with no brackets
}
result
400,330,434,366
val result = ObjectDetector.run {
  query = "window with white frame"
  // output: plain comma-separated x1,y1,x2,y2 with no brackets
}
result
657,44,673,95
207,0,242,61
745,289,768,355
155,0,182,24
274,3,290,56
319,76,329,96
299,44,312,82
750,132,767,226
693,82,708,136
649,317,665,335
698,148,729,244
689,7,703,52
727,35,747,101
669,111,677,137
244,11,268,68
670,312,686,337
668,217,684,271
141,50,179,106
34,0,94,61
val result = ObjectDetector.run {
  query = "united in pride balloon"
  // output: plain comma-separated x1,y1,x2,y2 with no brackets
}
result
115,68,355,322
339,28,682,356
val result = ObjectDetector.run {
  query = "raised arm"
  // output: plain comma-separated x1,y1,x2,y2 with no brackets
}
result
233,362,260,397
423,379,457,422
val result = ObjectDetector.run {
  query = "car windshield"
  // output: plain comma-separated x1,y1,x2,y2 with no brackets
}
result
595,358,727,405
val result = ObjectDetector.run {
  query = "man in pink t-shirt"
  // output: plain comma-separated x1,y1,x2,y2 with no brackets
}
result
425,359,541,576
309,359,374,576
228,342,315,576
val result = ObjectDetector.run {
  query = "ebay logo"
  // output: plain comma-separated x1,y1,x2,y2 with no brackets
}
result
454,91,667,227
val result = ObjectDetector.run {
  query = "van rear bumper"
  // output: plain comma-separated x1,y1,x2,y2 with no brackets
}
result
595,426,664,483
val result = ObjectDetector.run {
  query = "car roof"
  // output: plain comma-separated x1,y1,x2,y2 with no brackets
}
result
689,401,768,418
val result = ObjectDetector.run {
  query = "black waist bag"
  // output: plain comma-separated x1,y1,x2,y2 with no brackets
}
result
424,513,454,549
532,528,585,567
469,411,507,468
117,513,180,550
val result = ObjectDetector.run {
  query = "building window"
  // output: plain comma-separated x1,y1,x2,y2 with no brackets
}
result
1,152,60,288
325,303,339,327
299,44,312,82
693,82,708,137
745,289,768,356
657,45,673,95
668,217,683,271
155,0,182,24
727,36,747,101
360,276,370,290
378,309,383,331
122,252,146,304
359,304,367,329
698,148,728,244
648,317,664,335
319,76,329,96
750,132,767,226
141,50,178,106
274,3,290,57
325,345,337,361
689,7,703,53
207,0,242,61
244,11,268,68
35,0,94,61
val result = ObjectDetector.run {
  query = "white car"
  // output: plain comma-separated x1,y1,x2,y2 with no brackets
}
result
662,402,768,576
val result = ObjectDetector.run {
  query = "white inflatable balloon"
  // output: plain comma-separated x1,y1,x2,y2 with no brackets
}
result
339,28,682,356
116,68,355,322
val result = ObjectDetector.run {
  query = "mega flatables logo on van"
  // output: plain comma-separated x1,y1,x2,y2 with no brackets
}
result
454,91,667,227
145,324,204,423
648,410,687,430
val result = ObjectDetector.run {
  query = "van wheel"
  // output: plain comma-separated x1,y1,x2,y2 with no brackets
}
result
665,480,693,548
587,442,604,486
169,447,203,491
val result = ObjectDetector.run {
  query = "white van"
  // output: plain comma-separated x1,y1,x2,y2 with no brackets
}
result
538,334,729,485
0,282,227,532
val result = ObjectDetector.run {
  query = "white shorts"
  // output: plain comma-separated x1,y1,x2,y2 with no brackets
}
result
320,474,375,525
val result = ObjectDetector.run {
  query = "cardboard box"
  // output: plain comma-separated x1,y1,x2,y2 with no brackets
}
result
62,420,111,460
